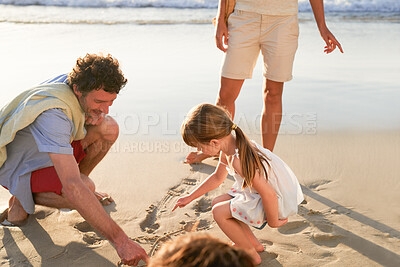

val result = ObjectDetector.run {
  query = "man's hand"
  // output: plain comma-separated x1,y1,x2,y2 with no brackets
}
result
215,19,229,52
172,195,193,211
49,153,147,266
319,26,343,54
116,239,149,266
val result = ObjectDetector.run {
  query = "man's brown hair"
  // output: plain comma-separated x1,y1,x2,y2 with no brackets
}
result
148,233,255,267
67,53,127,95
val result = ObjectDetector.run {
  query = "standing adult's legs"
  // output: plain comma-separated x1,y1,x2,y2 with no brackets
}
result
185,77,244,164
261,79,284,151
216,77,245,118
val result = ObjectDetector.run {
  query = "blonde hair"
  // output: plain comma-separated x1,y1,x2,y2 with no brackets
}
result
148,233,255,267
181,103,268,188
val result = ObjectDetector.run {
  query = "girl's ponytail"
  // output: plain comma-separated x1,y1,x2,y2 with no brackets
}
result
234,126,268,188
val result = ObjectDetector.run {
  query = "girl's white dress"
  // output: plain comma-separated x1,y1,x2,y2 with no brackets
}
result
224,141,304,229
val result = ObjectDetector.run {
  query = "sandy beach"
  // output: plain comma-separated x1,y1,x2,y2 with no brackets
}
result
1,132,399,266
1,2,400,266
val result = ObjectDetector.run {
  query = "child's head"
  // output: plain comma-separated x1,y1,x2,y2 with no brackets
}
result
181,103,234,147
182,103,268,188
148,233,255,267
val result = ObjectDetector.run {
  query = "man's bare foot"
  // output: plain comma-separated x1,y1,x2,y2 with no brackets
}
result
5,196,28,226
95,192,114,206
184,151,210,164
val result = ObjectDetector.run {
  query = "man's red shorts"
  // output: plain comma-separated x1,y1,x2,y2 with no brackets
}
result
30,140,86,195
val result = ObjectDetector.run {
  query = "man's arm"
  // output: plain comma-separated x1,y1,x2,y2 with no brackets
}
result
309,0,343,54
49,153,148,266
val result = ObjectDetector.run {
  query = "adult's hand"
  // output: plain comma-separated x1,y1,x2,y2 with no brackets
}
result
319,26,343,54
215,19,228,52
116,239,149,266
49,153,146,266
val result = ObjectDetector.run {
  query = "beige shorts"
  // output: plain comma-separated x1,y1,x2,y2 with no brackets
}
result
221,10,299,82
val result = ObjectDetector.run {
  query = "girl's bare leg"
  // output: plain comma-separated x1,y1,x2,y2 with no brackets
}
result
237,220,265,252
212,194,264,252
212,201,261,265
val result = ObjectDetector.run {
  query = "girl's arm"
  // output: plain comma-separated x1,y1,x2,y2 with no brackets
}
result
173,154,229,211
252,171,288,228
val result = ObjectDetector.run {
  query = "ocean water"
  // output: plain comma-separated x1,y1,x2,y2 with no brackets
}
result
1,0,400,11
0,0,400,24
0,0,399,137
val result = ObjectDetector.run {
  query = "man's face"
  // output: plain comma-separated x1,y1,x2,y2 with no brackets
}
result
74,85,117,125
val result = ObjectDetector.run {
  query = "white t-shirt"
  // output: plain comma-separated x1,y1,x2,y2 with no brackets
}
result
235,0,299,15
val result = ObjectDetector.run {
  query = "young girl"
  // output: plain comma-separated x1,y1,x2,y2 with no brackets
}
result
173,103,304,265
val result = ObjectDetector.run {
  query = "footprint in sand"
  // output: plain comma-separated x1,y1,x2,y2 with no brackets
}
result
74,221,105,247
258,239,273,246
307,209,323,216
82,232,104,246
35,209,56,220
312,232,342,242
278,220,310,235
139,175,203,234
181,219,211,232
74,221,93,232
135,175,215,255
310,222,343,248
260,251,278,262
182,178,197,186
307,180,333,191
308,250,338,263
140,204,160,234
194,197,212,213
277,243,302,253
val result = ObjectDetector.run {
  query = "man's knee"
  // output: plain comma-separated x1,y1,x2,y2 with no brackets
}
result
81,173,96,192
99,116,119,143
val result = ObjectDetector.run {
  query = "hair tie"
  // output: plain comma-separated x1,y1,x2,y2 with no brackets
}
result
231,123,238,131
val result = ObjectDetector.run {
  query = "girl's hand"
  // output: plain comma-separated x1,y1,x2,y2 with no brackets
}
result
172,195,193,211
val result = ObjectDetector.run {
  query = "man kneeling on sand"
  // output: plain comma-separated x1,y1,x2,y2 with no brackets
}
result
0,53,148,266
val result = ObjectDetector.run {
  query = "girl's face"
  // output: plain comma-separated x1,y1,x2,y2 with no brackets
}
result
197,141,220,156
